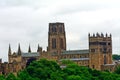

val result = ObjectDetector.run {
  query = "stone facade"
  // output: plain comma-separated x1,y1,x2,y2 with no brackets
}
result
0,22,116,75
89,33,112,70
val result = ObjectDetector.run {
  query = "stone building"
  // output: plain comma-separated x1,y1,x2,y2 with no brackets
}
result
0,22,115,75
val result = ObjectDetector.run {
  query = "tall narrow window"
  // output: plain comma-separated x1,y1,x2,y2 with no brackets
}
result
52,38,56,49
59,27,63,33
103,48,107,53
60,38,63,49
92,65,95,69
104,55,107,64
52,26,57,32
108,42,111,45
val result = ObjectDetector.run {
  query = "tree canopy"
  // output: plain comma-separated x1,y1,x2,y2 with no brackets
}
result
113,54,120,60
1,59,120,80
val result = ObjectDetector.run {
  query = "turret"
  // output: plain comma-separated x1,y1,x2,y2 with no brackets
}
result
106,33,108,37
0,59,2,63
96,32,100,37
93,33,95,37
101,33,104,37
89,33,111,38
37,44,42,53
28,44,31,53
110,34,112,37
8,44,12,55
88,33,90,37
18,43,21,55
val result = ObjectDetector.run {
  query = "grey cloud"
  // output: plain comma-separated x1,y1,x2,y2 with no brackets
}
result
53,1,120,15
0,0,120,62
0,0,39,6
54,4,106,15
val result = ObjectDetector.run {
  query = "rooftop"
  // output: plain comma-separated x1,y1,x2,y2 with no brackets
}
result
60,58,89,61
22,52,40,57
61,49,89,55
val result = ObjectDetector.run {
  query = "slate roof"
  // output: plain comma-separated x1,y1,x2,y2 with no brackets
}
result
61,49,89,55
21,52,40,57
60,58,89,61
70,58,89,61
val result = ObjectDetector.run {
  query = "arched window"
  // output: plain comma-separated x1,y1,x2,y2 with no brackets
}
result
60,38,64,49
104,55,107,64
59,27,63,33
52,26,57,32
52,38,56,49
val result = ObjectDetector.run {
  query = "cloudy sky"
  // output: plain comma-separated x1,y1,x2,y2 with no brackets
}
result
0,0,120,61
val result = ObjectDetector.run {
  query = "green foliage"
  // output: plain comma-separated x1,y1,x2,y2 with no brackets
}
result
63,64,92,80
114,66,120,74
61,59,74,65
1,59,120,80
26,59,63,80
67,75,82,80
0,75,5,80
113,54,120,60
17,70,37,80
6,73,18,80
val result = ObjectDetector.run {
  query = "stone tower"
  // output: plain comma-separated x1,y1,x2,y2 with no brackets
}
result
89,33,112,70
48,22,66,53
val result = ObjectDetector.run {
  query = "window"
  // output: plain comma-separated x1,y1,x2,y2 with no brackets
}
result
52,38,56,49
60,38,64,49
52,26,57,32
92,65,95,69
103,42,107,45
99,42,107,45
103,48,107,53
108,49,111,52
73,56,76,58
104,55,107,64
108,43,111,45
100,48,102,52
91,49,95,52
89,42,98,45
59,27,63,33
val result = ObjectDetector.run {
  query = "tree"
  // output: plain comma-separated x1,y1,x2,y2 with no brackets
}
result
6,73,18,80
0,75,5,80
63,62,92,80
26,59,64,80
67,75,82,80
112,54,120,60
114,66,120,74
61,60,74,65
6,59,120,80
17,70,37,80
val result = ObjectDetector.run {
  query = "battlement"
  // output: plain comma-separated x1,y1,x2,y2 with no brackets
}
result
49,22,64,26
89,33,112,38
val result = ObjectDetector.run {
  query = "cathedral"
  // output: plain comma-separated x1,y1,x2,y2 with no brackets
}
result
0,22,116,75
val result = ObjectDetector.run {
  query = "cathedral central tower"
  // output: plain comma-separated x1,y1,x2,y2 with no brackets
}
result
48,22,66,53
